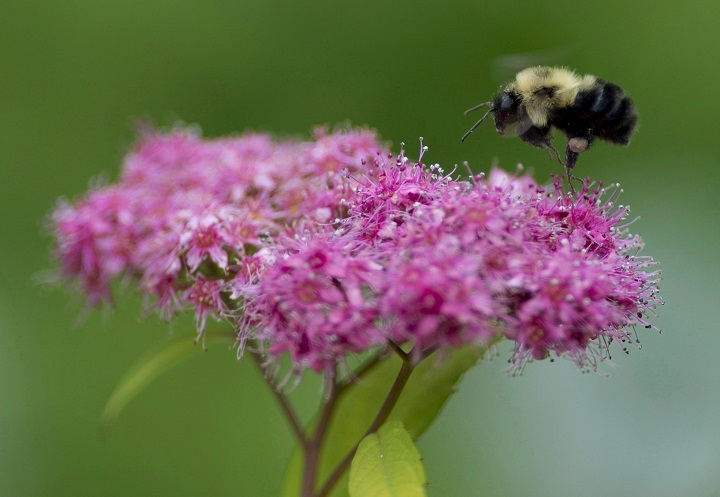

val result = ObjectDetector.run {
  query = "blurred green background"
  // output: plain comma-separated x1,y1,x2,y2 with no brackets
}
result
2,0,719,495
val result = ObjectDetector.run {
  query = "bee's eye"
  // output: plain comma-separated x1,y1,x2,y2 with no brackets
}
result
499,93,516,110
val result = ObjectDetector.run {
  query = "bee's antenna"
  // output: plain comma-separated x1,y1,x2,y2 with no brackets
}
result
461,105,495,142
463,101,494,116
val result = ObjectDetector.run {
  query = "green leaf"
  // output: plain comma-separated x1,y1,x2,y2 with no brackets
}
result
349,421,427,497
99,330,236,435
282,451,303,497
281,339,497,497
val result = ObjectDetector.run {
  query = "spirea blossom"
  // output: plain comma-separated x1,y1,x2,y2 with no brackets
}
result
245,234,384,372
51,125,662,372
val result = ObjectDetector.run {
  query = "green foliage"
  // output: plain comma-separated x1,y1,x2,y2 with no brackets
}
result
349,421,427,497
282,342,496,497
99,331,236,435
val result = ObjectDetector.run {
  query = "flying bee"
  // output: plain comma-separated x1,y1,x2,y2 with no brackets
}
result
462,66,638,188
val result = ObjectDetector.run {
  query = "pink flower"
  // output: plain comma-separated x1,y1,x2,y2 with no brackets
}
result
380,248,496,350
51,126,386,329
347,147,448,244
304,126,383,175
506,244,645,368
52,188,139,305
185,276,225,334
245,235,384,372
179,207,234,272
50,125,662,373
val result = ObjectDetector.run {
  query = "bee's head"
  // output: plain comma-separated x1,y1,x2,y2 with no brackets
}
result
492,90,521,135
461,89,523,143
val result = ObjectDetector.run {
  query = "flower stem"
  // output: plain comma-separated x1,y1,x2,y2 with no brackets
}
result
249,350,307,447
300,367,338,497
253,344,421,497
315,352,416,497
336,349,386,393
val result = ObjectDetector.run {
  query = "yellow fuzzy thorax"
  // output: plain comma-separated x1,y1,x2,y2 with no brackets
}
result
509,67,597,127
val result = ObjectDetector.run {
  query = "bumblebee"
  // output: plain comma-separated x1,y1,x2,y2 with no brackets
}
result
462,66,638,183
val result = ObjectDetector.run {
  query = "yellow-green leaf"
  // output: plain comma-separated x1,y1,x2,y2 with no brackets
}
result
349,421,426,497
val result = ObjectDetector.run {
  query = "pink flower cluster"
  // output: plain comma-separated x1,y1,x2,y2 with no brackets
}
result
52,126,662,372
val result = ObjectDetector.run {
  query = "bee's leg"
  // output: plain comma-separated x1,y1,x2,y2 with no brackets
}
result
544,144,563,167
564,148,579,194
518,125,551,148
518,125,559,164
564,136,592,194
565,158,580,195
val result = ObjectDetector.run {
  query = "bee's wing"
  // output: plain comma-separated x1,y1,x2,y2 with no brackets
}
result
512,119,533,138
499,118,536,139
491,46,578,81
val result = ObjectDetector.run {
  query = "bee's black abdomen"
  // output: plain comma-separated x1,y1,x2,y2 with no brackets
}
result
574,79,637,145
606,117,637,145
